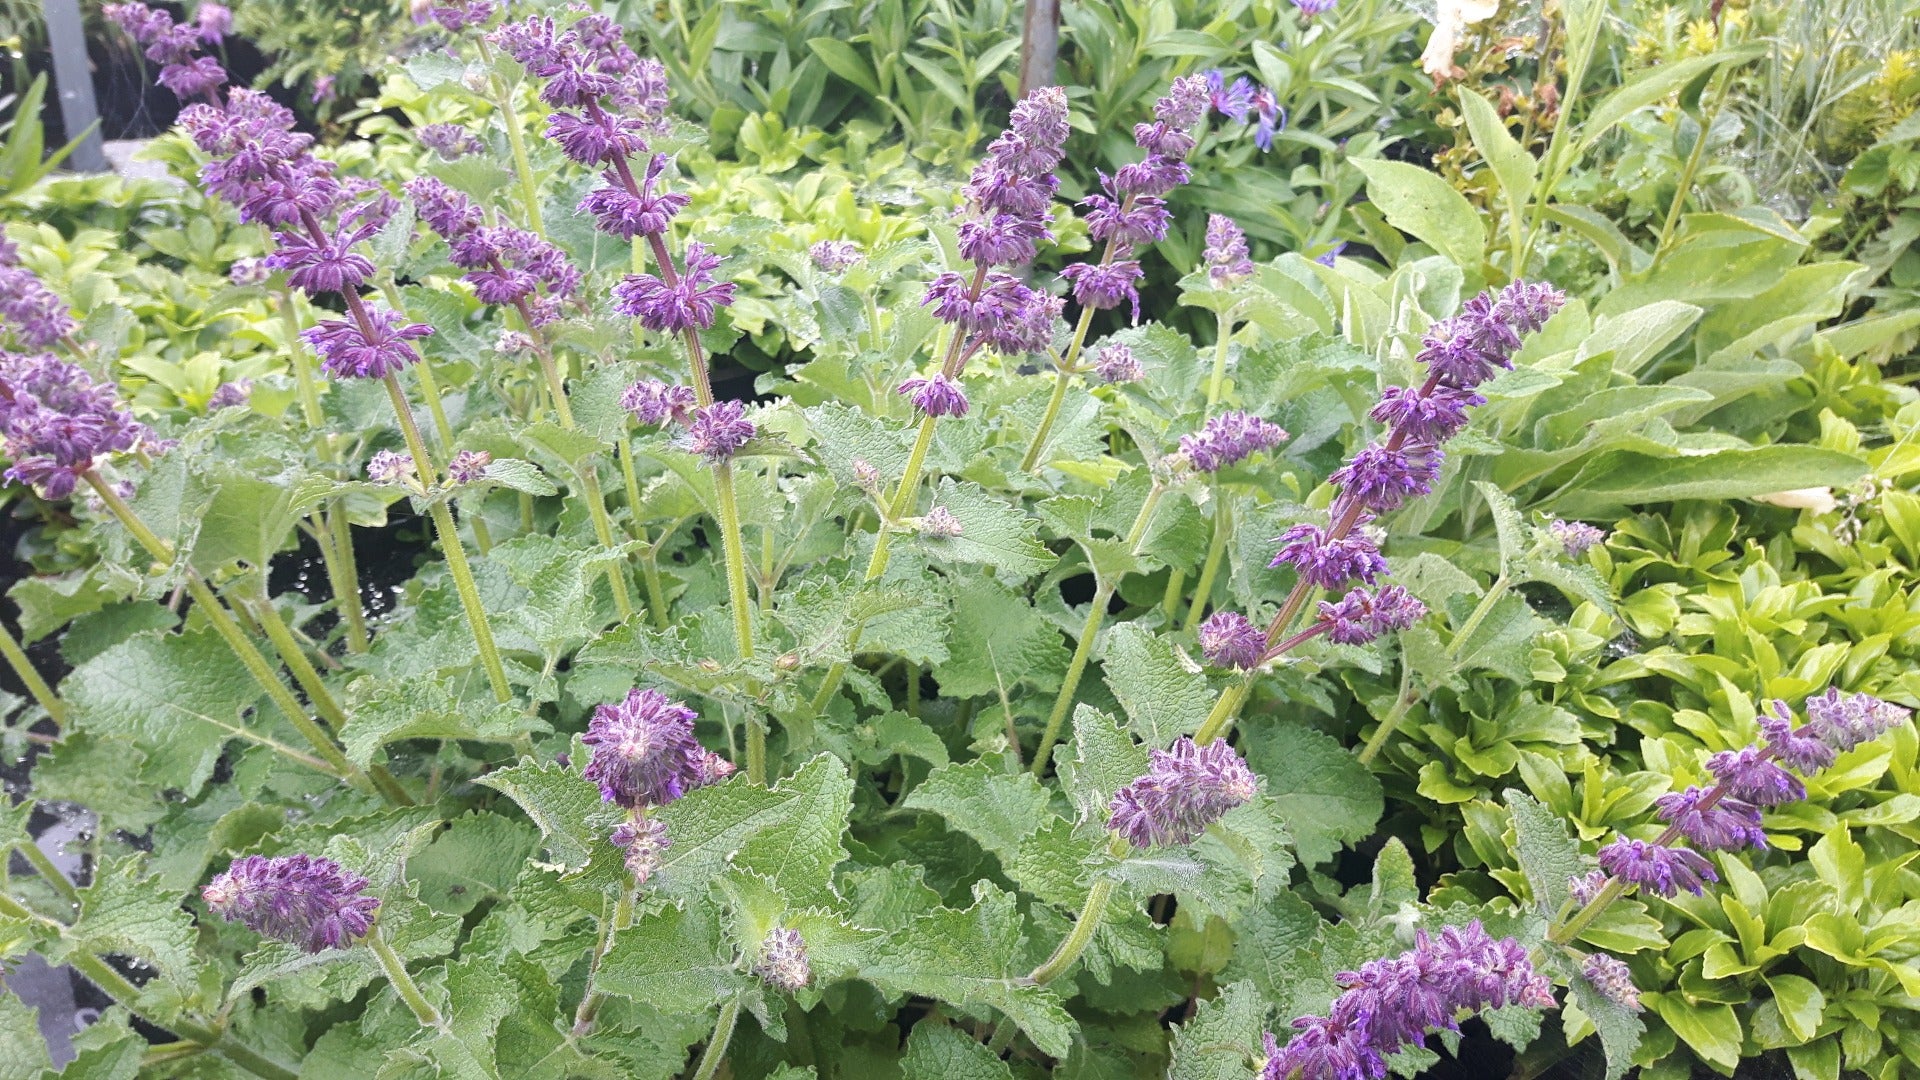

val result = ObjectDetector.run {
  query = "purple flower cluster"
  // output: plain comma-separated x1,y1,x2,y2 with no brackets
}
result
202,853,381,953
1203,70,1285,151
612,241,735,334
208,379,252,411
611,817,670,884
417,122,484,160
1270,282,1562,592
621,379,697,426
1581,953,1641,1012
618,380,755,461
105,2,229,102
755,928,812,991
1261,921,1555,1080
0,245,77,349
1108,736,1258,848
1549,518,1607,556
1199,611,1268,670
0,352,148,499
1064,76,1209,321
810,240,863,273
1092,342,1143,384
1178,410,1288,472
302,307,433,380
426,0,494,33
1588,690,1909,899
1203,214,1256,284
913,85,1070,383
899,374,969,418
405,177,582,325
1319,585,1427,645
366,449,415,486
446,449,492,484
581,687,714,808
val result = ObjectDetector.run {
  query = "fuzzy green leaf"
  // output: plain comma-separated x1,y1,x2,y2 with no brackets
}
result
1242,724,1381,866
1101,623,1213,744
918,479,1050,578
902,761,1053,868
1168,980,1265,1080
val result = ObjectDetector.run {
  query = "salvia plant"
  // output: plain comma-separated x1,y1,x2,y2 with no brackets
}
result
0,4,1911,1080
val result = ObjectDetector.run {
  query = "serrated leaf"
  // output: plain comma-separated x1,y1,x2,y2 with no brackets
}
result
1505,790,1585,917
52,857,196,994
648,767,807,901
1241,724,1381,866
900,1021,1013,1080
596,901,746,1012
858,882,1075,1058
1101,623,1213,744
62,627,256,795
476,458,559,496
475,757,604,873
903,761,1052,868
1566,970,1646,1080
732,755,853,907
412,812,539,915
933,576,1069,699
1472,481,1528,576
918,479,1050,578
1168,980,1265,1080
1060,706,1148,823
340,677,547,768
0,993,51,1080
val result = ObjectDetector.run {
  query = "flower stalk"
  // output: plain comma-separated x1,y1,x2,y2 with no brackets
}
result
368,927,446,1030
0,619,64,725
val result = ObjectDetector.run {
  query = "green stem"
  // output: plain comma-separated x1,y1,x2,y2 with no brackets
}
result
1652,75,1731,260
1160,568,1187,619
0,619,64,725
1027,875,1116,986
85,475,370,793
579,468,635,619
276,288,323,431
617,439,670,629
1182,495,1232,633
478,39,545,235
690,996,742,1080
382,375,512,702
1193,680,1252,746
1020,305,1096,471
369,927,445,1030
571,882,634,1038
1355,671,1416,766
412,354,457,451
1031,486,1166,775
1355,573,1507,764
1547,877,1627,946
1204,309,1233,412
64,951,299,1080
809,415,938,713
14,839,78,906
319,505,369,653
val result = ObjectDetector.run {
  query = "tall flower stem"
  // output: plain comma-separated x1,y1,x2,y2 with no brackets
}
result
12,838,78,906
475,38,545,235
1021,300,1098,473
380,375,512,703
1193,679,1252,746
1182,494,1231,632
278,287,370,653
0,620,64,725
1204,308,1234,412
987,833,1131,1053
690,995,742,1080
1031,484,1167,775
368,927,446,1030
618,439,671,629
571,881,635,1038
1355,569,1510,765
83,474,377,797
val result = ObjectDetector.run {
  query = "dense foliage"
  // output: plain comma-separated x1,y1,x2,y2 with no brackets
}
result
1,1,1919,1079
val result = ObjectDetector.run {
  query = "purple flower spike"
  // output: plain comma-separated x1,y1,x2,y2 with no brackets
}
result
621,380,696,426
366,449,414,486
1567,870,1608,906
1063,259,1145,321
809,240,863,273
756,928,812,991
1092,343,1143,384
1328,442,1443,512
1369,384,1483,443
613,242,735,333
1180,411,1289,472
446,450,492,484
0,352,148,499
580,155,689,237
681,401,755,461
1758,702,1837,775
405,176,484,241
1108,737,1258,848
1705,745,1804,806
1581,954,1641,1012
898,374,970,418
1270,522,1388,591
1653,787,1766,852
610,817,671,885
1203,214,1255,284
208,379,252,411
1549,519,1607,557
1198,611,1267,670
1319,585,1427,645
1596,838,1718,897
1262,921,1554,1080
958,213,1051,267
581,688,705,809
0,259,78,349
418,123,483,160
1084,190,1171,249
301,308,433,380
1803,688,1911,754
202,854,381,953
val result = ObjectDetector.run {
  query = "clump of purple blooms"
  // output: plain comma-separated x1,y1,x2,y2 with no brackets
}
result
898,374,969,418
611,817,671,885
1199,611,1267,670
1271,281,1563,592
682,401,756,462
207,379,252,411
1203,214,1256,284
0,244,77,350
1318,584,1427,646
1092,342,1143,384
1581,953,1641,1012
1062,75,1209,322
0,352,150,499
366,449,415,486
1585,689,1909,899
405,176,582,325
581,687,712,808
202,853,381,953
1202,69,1285,151
755,927,812,991
1260,921,1555,1080
1178,410,1288,472
809,240,863,273
1548,518,1607,557
622,379,698,426
1108,736,1258,848
104,1,229,101
446,449,492,484
417,122,485,160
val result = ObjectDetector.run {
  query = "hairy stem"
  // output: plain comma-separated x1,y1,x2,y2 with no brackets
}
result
0,619,64,725
571,881,635,1038
318,505,370,652
476,38,545,235
382,375,512,702
14,839,78,906
1193,680,1252,746
1182,495,1231,632
690,996,742,1080
1204,308,1233,412
369,927,445,1030
58,949,299,1080
1020,357,1077,472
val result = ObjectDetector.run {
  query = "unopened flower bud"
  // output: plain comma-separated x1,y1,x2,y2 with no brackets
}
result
755,927,811,991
